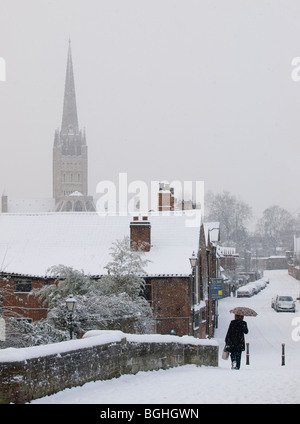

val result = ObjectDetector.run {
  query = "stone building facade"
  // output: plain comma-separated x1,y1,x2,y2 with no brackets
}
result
53,41,95,212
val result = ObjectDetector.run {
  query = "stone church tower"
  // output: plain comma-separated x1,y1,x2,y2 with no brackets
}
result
53,42,95,212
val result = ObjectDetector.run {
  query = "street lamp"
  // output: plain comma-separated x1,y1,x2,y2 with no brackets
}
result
189,252,198,337
189,252,198,268
65,294,77,339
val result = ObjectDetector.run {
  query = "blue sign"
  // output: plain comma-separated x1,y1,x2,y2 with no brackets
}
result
210,278,223,299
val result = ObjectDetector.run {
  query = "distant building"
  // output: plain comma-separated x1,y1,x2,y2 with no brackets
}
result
1,41,95,213
1,194,55,213
53,41,95,212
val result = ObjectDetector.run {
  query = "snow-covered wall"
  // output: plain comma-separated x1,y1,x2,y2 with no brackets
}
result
0,331,218,404
288,264,300,280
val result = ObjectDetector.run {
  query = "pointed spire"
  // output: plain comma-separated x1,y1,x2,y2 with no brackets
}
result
61,40,79,135
54,128,60,146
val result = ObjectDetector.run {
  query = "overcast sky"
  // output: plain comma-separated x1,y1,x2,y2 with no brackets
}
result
1,0,300,223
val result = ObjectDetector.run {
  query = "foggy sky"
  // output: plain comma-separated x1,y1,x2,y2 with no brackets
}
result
1,0,300,224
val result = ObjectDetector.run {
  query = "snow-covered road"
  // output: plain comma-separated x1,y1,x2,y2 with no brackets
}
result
32,270,300,404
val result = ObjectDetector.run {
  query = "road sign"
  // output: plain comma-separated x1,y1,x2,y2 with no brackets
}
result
210,278,223,299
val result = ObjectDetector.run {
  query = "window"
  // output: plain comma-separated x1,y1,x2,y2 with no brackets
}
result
143,283,152,304
66,201,72,211
16,318,32,323
14,280,32,292
74,201,83,211
194,311,200,330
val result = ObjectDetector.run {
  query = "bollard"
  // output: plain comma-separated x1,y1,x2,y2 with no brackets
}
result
281,343,285,366
246,342,250,365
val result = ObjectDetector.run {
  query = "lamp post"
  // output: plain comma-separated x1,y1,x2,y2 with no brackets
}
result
207,227,219,337
65,294,77,339
189,252,198,337
207,227,219,278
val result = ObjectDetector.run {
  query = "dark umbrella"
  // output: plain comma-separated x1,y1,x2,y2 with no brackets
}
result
230,307,257,316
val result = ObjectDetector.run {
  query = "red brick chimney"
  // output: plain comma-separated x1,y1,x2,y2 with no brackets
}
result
130,216,151,251
158,183,174,212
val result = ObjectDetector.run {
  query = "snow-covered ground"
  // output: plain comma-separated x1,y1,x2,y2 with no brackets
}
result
32,270,300,404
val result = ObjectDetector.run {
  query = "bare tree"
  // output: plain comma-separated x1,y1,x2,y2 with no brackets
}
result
205,190,252,249
256,205,295,255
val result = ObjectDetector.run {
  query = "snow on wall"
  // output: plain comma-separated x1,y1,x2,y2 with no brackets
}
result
0,330,218,363
0,331,218,404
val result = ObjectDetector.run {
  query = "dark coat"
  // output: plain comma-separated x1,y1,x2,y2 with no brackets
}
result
225,319,248,352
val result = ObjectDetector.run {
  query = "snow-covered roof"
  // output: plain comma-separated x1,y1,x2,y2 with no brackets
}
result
217,246,238,257
5,198,55,213
0,211,201,277
69,191,83,197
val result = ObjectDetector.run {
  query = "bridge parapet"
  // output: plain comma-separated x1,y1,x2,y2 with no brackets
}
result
0,331,218,404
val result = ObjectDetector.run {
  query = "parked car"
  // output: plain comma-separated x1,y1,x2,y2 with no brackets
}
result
256,279,267,290
272,295,296,312
247,282,260,295
237,285,254,298
261,277,270,284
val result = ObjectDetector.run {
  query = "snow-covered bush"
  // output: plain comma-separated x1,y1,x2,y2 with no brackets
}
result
2,317,67,347
6,237,154,347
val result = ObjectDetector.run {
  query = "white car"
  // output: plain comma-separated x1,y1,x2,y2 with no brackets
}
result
237,285,254,298
261,277,270,284
273,295,295,313
247,283,260,295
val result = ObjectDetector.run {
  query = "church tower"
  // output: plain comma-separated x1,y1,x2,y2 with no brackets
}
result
53,41,95,212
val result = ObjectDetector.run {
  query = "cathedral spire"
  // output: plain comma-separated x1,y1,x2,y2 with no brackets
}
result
53,42,95,212
61,40,79,135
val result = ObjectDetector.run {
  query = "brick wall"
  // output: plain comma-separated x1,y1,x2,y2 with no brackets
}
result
1,277,51,321
151,276,192,336
0,332,218,404
130,217,151,251
288,265,300,280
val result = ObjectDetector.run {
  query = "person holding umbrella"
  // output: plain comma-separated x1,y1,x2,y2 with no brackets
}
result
225,307,256,370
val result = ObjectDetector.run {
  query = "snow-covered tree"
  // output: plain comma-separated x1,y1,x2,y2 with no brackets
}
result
2,317,67,348
36,265,95,309
7,237,154,347
100,236,150,298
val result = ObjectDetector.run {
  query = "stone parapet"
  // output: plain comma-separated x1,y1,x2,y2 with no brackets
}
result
0,331,218,404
